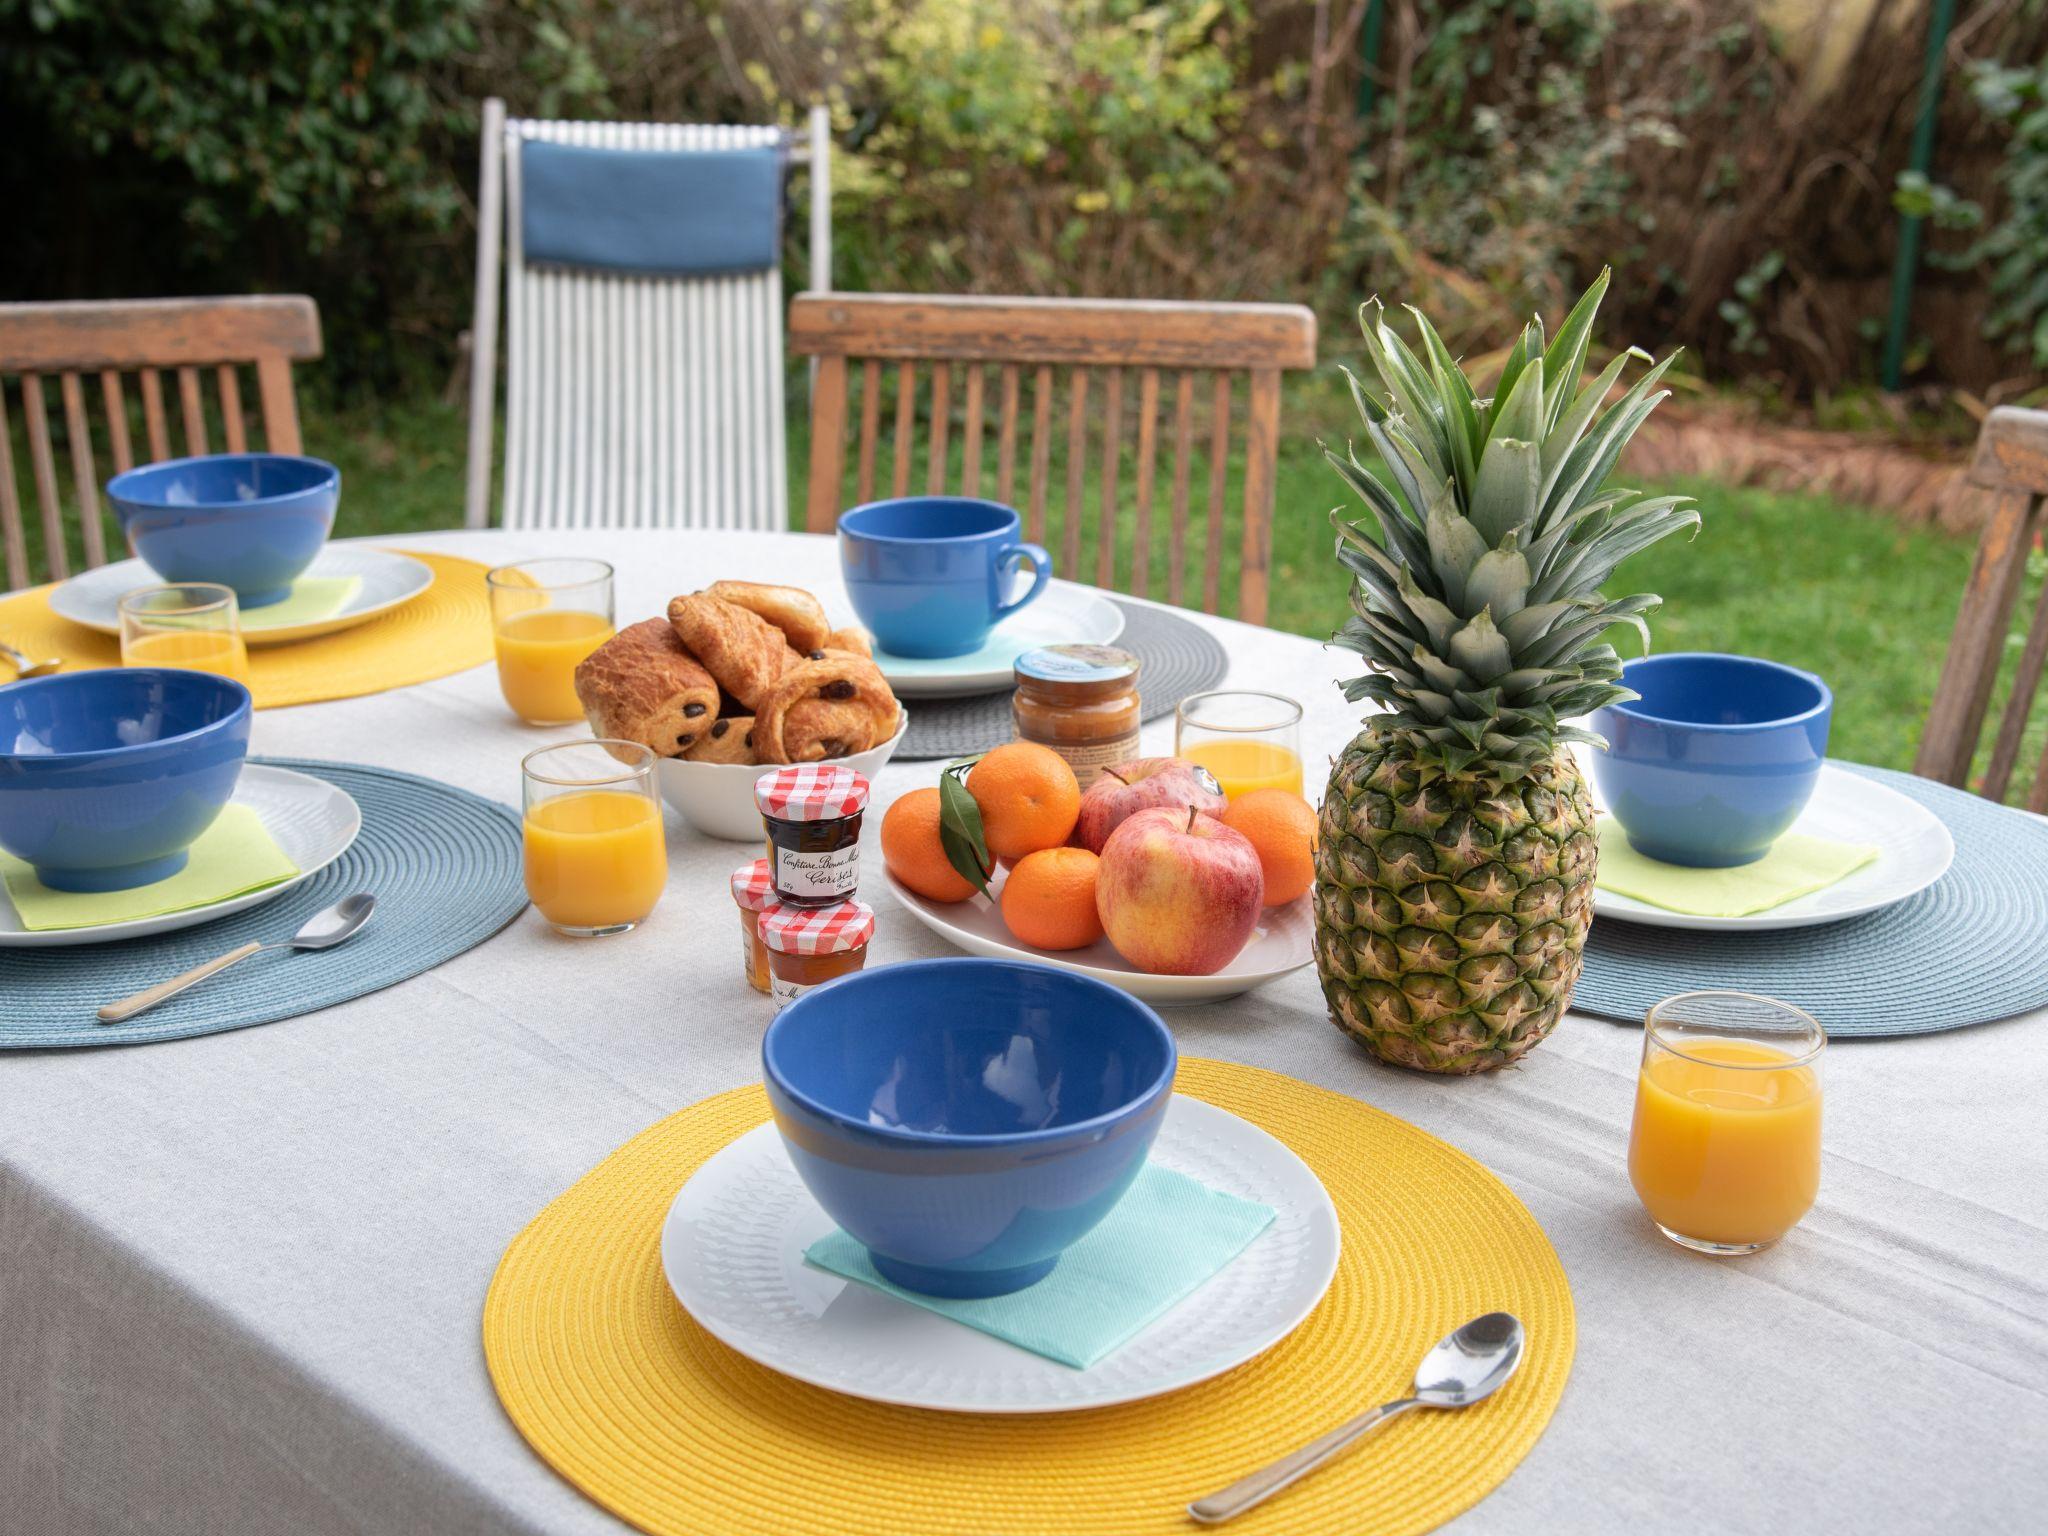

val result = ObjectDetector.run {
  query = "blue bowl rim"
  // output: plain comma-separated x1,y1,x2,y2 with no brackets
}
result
106,451,341,509
761,957,1178,1148
1604,651,1831,734
0,668,253,763
836,495,1022,543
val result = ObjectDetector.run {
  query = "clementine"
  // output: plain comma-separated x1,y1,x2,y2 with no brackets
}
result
999,846,1104,951
1220,788,1317,906
965,742,1081,860
881,787,982,902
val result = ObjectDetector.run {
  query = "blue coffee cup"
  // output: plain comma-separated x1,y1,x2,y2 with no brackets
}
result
1589,652,1832,868
837,497,1053,659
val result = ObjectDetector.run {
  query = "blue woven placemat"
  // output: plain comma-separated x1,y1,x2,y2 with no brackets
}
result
1576,764,2048,1038
0,758,527,1049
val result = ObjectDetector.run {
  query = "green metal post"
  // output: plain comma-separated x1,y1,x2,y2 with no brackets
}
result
1357,0,1387,118
1882,0,1959,391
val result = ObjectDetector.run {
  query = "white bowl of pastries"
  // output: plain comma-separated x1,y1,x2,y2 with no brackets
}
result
573,579,907,842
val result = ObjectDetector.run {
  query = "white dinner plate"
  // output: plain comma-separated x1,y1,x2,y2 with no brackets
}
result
0,764,361,947
1587,760,1955,931
48,546,436,645
884,869,1314,1005
873,584,1124,697
660,1095,1341,1413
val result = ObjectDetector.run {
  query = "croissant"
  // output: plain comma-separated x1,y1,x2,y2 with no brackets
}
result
668,593,788,710
824,626,873,658
708,580,832,653
574,618,720,760
684,714,758,764
754,654,899,764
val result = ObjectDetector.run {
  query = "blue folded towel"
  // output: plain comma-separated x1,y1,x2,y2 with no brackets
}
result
804,1164,1277,1369
519,139,782,277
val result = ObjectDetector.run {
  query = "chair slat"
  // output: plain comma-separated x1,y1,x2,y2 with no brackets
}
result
100,372,133,473
926,361,951,496
1064,367,1091,576
804,353,848,533
2029,735,2048,815
891,361,914,498
1915,489,2043,786
856,358,881,505
1239,367,1281,627
218,364,247,452
1204,371,1232,614
21,376,70,580
1133,368,1160,600
997,364,1020,507
1980,568,2048,802
255,355,301,454
177,366,209,456
1168,370,1195,609
59,372,106,568
139,368,170,461
0,384,26,588
1027,365,1052,544
1097,368,1123,590
961,365,985,498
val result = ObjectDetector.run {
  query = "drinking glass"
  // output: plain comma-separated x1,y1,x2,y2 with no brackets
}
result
521,739,667,938
488,558,616,724
118,583,250,685
1174,690,1304,801
1628,991,1825,1255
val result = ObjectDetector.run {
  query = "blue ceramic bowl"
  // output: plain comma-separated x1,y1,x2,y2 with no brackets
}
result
762,958,1177,1298
0,669,252,892
107,453,340,608
1589,652,1832,869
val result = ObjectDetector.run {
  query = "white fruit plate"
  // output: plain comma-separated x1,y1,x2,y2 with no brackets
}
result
883,869,1314,1005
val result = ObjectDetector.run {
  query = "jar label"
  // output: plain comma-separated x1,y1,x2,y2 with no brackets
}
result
770,973,809,1011
773,843,860,901
1046,730,1143,787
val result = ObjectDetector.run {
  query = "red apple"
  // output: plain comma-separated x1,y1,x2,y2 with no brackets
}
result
1074,757,1226,854
1095,805,1264,975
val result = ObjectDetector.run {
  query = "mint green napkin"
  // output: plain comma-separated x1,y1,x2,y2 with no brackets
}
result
1596,819,1879,917
0,805,300,930
804,1163,1276,1368
242,575,363,630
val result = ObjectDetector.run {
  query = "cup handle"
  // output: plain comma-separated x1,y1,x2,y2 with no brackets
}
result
994,543,1053,620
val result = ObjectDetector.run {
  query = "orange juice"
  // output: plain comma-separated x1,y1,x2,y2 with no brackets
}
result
1628,1037,1821,1248
1185,739,1304,801
523,790,667,932
494,609,613,723
123,628,251,685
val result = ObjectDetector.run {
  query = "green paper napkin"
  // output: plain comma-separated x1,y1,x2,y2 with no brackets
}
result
804,1163,1276,1369
1596,819,1879,917
242,576,363,630
0,805,300,930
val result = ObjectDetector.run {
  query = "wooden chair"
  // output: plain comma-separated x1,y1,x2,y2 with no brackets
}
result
0,295,321,591
1916,406,2048,808
790,293,1319,626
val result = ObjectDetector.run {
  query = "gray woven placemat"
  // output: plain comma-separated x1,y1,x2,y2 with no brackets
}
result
0,757,527,1049
1575,764,2048,1038
896,600,1230,761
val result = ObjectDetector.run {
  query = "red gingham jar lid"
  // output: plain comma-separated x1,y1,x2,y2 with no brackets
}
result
758,900,876,956
730,859,775,912
754,764,871,821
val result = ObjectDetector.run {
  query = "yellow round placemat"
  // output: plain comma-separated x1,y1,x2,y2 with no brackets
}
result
0,550,495,708
483,1058,1575,1536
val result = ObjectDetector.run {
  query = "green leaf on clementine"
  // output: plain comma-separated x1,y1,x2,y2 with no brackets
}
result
937,754,993,898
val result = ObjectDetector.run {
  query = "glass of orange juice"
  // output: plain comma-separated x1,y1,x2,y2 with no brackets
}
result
1175,690,1304,801
488,558,616,724
522,739,668,937
119,583,251,685
1628,991,1825,1256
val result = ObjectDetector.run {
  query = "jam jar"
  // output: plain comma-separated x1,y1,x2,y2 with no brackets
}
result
1012,644,1142,786
754,764,870,908
758,899,876,1011
730,859,776,994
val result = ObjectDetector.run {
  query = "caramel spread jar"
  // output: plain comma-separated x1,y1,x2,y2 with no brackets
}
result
1011,645,1142,786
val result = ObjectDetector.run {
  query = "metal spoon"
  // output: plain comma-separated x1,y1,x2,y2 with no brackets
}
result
1188,1312,1526,1524
0,639,61,680
97,894,376,1024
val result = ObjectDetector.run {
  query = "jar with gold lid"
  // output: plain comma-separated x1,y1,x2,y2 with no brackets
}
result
1011,645,1141,787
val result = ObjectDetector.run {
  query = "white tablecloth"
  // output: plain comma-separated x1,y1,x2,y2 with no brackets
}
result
4,529,2044,1536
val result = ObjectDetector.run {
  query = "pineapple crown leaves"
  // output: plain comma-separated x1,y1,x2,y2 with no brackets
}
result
1324,268,1702,782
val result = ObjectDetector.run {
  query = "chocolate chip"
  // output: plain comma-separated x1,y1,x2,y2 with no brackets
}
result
808,649,826,660
675,733,694,747
744,730,755,748
821,680,855,700
822,740,849,758
710,720,730,739
684,702,706,718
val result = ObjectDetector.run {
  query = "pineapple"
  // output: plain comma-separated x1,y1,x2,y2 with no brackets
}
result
1314,270,1699,1073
